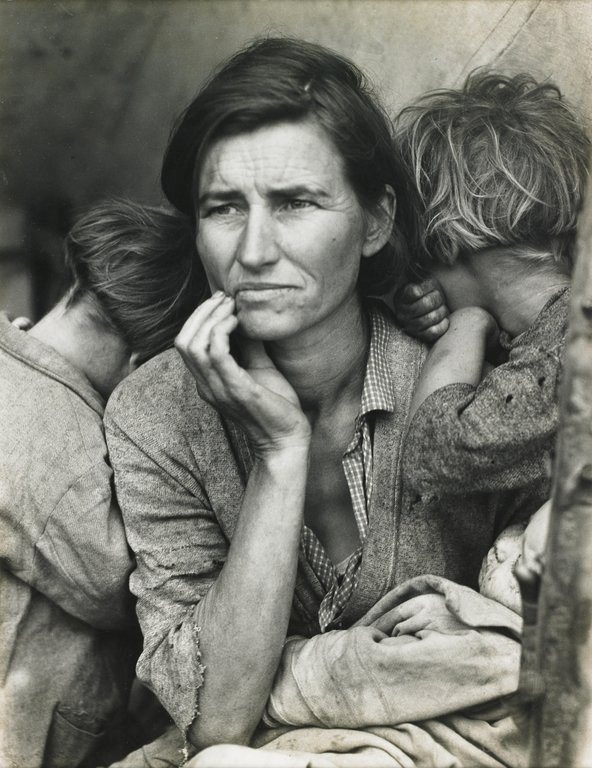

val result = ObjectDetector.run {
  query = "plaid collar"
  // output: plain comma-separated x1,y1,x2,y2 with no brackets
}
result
359,305,396,418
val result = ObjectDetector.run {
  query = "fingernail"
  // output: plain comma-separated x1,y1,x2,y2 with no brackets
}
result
212,290,224,299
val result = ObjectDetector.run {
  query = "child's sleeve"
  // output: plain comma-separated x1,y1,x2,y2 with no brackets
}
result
403,339,562,495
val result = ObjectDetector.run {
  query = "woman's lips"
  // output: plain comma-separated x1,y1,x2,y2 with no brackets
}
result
234,285,295,301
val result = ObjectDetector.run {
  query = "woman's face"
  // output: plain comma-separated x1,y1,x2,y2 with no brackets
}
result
194,119,389,342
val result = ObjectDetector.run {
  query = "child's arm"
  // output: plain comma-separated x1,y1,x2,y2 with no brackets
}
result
403,297,567,496
408,307,498,422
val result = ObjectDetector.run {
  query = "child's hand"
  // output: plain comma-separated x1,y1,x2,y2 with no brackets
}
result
393,278,450,342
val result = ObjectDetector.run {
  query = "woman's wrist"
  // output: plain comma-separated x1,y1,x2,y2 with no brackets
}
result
254,433,311,467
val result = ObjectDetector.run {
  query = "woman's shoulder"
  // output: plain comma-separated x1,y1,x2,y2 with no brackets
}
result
369,299,428,366
105,347,215,438
109,347,187,401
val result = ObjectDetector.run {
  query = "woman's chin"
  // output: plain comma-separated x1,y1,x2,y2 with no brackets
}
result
236,309,297,342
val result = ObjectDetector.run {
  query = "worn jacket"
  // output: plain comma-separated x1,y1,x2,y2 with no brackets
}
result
104,305,548,737
0,315,136,768
403,288,569,495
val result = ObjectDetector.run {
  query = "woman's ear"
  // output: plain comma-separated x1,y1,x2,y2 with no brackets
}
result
362,185,397,258
129,351,141,372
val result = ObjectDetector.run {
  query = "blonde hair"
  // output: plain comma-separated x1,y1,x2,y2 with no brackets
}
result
396,71,590,272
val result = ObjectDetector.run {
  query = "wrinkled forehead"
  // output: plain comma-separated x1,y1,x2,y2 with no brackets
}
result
194,118,349,201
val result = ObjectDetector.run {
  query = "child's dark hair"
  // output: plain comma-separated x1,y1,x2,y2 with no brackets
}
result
396,71,591,272
161,36,421,296
65,199,208,364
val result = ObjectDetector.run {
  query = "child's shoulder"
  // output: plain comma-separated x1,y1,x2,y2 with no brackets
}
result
506,287,570,354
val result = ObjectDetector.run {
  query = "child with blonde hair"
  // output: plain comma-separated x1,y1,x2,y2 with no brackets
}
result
394,71,589,607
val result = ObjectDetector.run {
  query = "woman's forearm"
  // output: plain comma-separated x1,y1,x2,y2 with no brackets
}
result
188,443,310,749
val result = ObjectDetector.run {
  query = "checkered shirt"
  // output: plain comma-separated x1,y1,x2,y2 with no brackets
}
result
300,307,395,631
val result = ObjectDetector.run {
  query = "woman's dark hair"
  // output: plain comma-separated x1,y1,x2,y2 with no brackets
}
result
65,199,208,364
161,37,420,295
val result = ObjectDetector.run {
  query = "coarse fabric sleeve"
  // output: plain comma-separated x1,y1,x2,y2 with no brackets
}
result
104,378,230,737
265,575,523,730
0,316,136,632
0,447,134,631
31,463,135,631
402,299,566,495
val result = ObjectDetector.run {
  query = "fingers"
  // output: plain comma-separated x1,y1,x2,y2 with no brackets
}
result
208,314,239,362
400,277,440,302
416,317,450,342
396,289,448,320
373,606,407,634
176,293,235,363
175,290,228,348
394,280,450,345
374,604,430,637
174,292,309,447
208,318,269,407
175,292,241,404
372,595,426,633
404,304,449,331
392,614,429,637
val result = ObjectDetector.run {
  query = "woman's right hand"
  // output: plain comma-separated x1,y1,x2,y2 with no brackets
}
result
175,292,311,455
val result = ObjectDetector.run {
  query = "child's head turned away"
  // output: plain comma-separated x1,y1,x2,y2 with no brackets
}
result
396,71,590,276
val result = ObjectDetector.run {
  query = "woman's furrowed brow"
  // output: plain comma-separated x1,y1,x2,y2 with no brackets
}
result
198,185,330,206
198,190,242,206
269,184,330,200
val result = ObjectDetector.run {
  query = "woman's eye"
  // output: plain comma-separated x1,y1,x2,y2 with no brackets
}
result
285,199,315,211
205,204,238,217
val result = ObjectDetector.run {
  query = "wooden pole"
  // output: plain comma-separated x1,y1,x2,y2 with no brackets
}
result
531,174,592,765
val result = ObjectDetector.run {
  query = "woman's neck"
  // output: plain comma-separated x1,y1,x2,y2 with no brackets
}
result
265,294,369,422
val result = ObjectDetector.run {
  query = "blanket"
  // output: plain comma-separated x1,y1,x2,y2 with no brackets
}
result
112,576,529,768
192,575,529,767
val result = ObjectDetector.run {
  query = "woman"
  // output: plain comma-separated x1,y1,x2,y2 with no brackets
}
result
105,39,538,766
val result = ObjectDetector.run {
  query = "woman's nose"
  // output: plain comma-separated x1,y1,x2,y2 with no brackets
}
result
236,208,279,269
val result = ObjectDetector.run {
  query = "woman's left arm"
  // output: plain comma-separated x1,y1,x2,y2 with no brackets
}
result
266,589,522,729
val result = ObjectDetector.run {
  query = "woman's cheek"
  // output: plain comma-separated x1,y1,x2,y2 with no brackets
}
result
201,261,225,293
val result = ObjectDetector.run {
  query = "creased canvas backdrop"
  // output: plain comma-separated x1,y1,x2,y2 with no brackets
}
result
1,0,591,210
